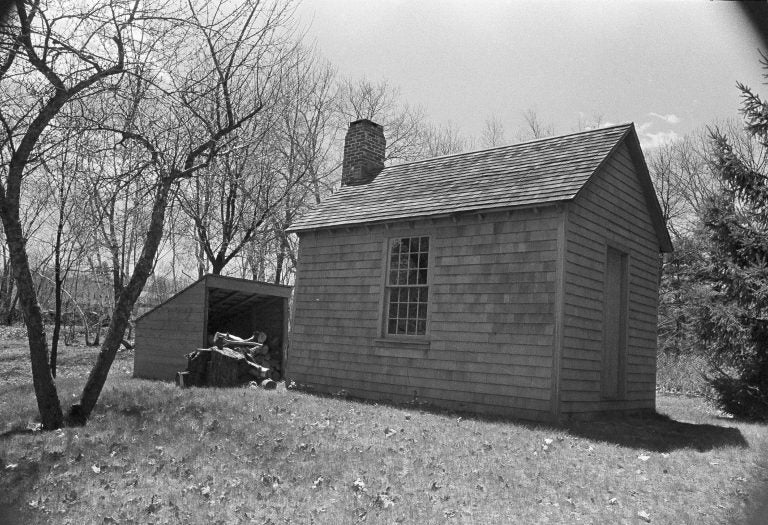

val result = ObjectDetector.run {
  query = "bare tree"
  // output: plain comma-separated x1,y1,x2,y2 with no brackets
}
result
480,116,506,148
517,108,555,141
574,112,606,132
269,46,338,283
645,122,754,238
418,121,472,158
178,133,283,276
38,124,95,376
71,0,297,424
337,77,426,164
0,0,298,428
0,0,139,429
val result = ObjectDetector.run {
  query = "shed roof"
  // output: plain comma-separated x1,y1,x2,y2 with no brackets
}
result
289,123,672,252
136,274,291,322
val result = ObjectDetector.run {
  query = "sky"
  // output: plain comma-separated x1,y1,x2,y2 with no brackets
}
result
294,1,765,151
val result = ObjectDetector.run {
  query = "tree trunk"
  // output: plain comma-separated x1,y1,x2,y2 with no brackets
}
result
274,232,290,285
5,291,18,325
51,211,65,378
0,256,13,324
71,178,173,424
211,252,225,275
274,247,284,285
0,200,63,429
50,265,62,378
196,233,206,278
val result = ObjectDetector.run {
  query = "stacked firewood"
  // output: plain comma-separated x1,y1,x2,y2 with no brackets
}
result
176,331,282,390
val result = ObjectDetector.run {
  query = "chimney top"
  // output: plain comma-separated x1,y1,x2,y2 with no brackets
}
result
349,118,381,128
341,119,386,187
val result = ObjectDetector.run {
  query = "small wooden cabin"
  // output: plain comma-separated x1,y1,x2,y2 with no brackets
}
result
134,274,291,381
286,120,673,422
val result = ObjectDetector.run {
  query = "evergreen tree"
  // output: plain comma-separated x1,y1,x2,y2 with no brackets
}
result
698,58,768,420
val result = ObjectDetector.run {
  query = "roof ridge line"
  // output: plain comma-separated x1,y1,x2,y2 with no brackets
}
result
383,122,634,171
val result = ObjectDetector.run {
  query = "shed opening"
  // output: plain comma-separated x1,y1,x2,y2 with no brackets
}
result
205,286,288,370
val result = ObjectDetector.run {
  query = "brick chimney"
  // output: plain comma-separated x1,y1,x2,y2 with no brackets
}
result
341,119,385,186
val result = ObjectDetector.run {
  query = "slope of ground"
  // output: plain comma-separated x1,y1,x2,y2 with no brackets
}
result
0,333,766,524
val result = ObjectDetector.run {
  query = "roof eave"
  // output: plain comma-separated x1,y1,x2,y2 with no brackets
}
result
622,126,674,253
287,200,570,234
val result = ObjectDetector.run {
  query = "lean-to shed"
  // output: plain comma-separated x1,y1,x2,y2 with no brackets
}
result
286,120,673,422
134,274,291,381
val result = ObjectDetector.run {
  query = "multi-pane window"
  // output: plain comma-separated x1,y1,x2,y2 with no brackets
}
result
385,236,429,336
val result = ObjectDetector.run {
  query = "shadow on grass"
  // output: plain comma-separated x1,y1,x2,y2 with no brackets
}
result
0,427,37,441
0,457,42,525
562,412,748,452
293,388,748,453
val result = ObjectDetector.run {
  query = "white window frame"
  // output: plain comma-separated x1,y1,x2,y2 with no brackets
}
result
382,235,431,339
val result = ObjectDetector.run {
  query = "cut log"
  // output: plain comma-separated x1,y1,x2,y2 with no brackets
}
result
208,346,247,387
244,361,270,380
176,371,190,388
186,348,212,386
259,378,277,390
214,331,263,349
251,345,268,356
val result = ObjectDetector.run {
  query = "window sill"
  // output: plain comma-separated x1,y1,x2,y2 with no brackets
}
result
373,337,430,346
372,337,431,358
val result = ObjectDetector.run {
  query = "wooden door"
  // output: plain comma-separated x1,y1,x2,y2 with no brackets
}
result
602,246,628,398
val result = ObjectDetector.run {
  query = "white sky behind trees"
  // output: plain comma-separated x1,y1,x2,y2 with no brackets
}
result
295,1,764,150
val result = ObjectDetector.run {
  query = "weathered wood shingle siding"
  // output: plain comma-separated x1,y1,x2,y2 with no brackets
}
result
560,142,660,414
134,281,206,380
288,207,561,421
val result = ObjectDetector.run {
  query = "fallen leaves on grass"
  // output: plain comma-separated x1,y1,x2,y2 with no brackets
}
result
261,473,280,489
145,496,162,514
352,478,366,493
374,491,397,509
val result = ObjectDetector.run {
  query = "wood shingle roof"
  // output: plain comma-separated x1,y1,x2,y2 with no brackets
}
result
289,124,667,248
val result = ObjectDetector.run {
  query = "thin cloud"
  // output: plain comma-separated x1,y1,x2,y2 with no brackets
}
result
649,112,681,125
636,121,653,134
640,130,680,150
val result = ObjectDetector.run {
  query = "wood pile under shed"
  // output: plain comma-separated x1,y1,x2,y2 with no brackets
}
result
177,332,281,389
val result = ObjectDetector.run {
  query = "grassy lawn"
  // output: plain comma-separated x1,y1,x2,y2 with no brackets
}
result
1,333,767,524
